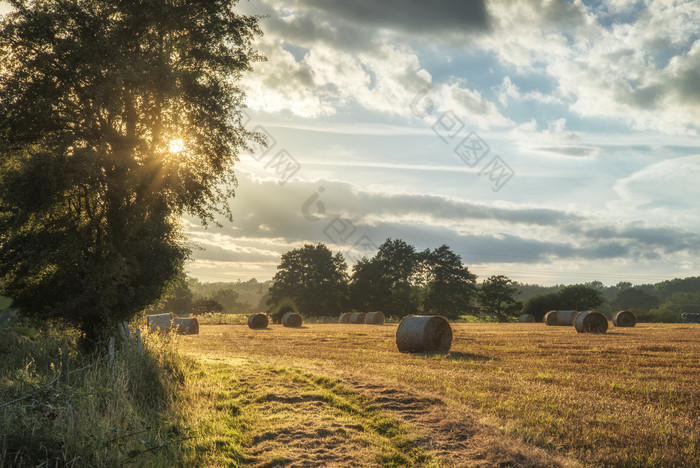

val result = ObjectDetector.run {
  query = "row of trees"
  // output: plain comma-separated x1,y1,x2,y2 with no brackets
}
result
266,240,523,321
151,276,269,316
266,241,698,322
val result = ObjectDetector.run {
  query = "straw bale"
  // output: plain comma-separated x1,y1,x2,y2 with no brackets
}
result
396,315,452,353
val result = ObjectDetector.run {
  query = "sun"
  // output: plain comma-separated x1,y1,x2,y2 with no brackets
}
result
168,138,185,153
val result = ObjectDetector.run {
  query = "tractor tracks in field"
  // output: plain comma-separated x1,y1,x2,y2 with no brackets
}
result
196,356,577,467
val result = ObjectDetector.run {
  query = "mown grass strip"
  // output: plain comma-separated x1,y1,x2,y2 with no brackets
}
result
184,359,440,467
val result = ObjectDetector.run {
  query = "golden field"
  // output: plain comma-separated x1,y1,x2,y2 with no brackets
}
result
177,321,699,467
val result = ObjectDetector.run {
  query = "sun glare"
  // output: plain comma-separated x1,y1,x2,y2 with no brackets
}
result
168,138,185,153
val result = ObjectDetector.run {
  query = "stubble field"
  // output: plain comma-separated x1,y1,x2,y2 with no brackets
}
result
179,322,699,467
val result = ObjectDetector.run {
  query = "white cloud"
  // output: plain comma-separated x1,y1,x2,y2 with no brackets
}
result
613,154,700,215
496,76,562,106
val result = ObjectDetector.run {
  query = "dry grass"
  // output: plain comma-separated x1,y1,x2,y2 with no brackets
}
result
178,322,699,467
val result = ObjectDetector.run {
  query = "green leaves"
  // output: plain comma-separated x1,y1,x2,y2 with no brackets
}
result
0,1,262,343
0,295,12,310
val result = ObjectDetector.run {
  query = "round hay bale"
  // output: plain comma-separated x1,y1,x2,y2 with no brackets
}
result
350,312,366,324
396,315,452,353
147,313,173,333
365,311,385,325
338,312,352,324
173,317,199,335
543,310,558,326
556,310,577,326
518,314,535,323
282,311,303,328
612,310,637,327
571,311,584,324
574,311,608,334
247,313,269,329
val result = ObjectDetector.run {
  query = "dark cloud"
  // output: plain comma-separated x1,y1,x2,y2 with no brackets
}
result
186,175,700,270
535,146,599,158
291,0,490,35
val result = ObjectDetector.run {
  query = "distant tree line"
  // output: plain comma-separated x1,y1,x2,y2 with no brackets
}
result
151,275,271,316
264,240,700,323
264,239,522,322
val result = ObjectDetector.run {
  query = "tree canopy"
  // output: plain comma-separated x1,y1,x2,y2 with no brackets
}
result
0,0,261,345
478,275,521,322
267,244,349,317
423,245,477,319
349,238,424,318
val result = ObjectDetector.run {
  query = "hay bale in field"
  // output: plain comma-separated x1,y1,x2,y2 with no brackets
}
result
350,312,366,324
173,317,199,335
571,311,584,324
338,312,352,324
365,311,385,325
613,310,637,327
282,311,303,328
518,314,535,323
544,310,577,326
556,310,577,325
574,311,608,334
544,310,558,326
147,313,173,333
396,315,452,353
247,313,269,329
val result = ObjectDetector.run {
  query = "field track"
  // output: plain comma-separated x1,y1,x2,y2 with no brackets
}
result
180,322,699,467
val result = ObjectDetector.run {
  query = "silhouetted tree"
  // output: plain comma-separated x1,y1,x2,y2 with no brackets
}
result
268,244,349,317
522,293,564,322
478,275,522,322
610,287,661,314
350,239,423,318
423,245,477,319
558,284,604,310
0,1,262,347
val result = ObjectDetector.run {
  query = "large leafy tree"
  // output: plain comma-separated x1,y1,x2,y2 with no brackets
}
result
478,275,521,322
522,284,604,322
423,244,477,319
558,284,604,310
349,256,386,312
0,1,261,346
350,238,422,318
610,287,660,314
268,244,349,317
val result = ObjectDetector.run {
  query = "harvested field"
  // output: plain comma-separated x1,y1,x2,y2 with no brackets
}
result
179,322,699,467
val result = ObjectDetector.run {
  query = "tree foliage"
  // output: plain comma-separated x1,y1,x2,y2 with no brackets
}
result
0,0,261,345
558,284,604,310
521,284,603,322
267,244,349,317
349,238,423,318
610,287,661,313
522,293,562,322
423,245,477,319
478,275,522,322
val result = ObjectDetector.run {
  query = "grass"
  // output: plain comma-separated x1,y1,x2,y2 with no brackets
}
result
4,321,697,466
0,324,197,467
179,358,438,467
178,322,699,467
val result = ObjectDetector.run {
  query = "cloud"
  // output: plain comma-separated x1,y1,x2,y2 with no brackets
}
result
279,0,490,37
496,76,562,106
185,172,700,278
613,154,700,211
508,118,600,158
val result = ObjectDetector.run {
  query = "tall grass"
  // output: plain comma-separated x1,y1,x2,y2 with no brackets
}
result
0,323,196,466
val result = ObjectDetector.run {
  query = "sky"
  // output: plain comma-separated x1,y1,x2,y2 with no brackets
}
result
3,1,700,286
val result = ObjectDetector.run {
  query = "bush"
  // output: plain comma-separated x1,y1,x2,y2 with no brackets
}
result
268,297,300,324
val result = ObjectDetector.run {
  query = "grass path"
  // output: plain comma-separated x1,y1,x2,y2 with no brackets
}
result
183,347,572,466
183,357,440,467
